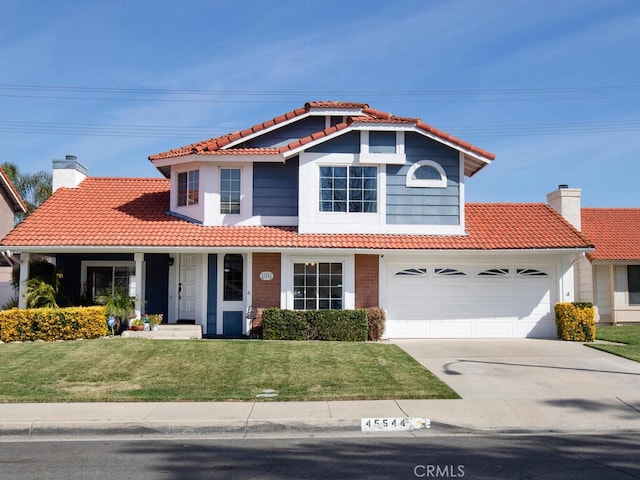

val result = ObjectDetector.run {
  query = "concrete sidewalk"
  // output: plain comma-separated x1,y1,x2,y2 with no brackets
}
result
1,339,639,438
1,396,639,439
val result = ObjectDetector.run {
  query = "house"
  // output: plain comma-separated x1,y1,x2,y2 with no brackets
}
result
0,167,27,306
580,208,640,324
545,186,640,325
0,102,595,338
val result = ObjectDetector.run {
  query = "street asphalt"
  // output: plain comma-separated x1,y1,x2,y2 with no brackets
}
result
1,339,639,438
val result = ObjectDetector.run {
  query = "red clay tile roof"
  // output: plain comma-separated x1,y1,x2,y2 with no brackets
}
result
0,178,592,251
581,208,640,261
149,102,496,169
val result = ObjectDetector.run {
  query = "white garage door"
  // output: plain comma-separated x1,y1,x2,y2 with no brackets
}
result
385,265,557,338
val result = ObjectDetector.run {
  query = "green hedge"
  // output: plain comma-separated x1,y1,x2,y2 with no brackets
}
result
0,306,108,342
262,308,368,341
554,302,595,342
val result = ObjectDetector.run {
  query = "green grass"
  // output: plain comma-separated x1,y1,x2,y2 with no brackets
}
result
0,339,459,402
587,324,640,363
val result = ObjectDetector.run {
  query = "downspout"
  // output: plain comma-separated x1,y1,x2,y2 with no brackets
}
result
1,250,19,268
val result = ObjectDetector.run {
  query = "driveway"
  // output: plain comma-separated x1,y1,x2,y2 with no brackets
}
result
391,339,640,431
393,339,640,400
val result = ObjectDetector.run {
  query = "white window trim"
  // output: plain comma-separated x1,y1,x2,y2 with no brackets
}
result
319,164,379,215
212,164,253,226
281,254,354,310
171,163,204,223
80,260,138,298
406,160,447,188
359,130,406,165
177,169,200,207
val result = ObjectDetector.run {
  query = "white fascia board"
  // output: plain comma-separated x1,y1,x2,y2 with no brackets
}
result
204,153,284,163
0,175,26,213
307,107,363,116
222,112,313,150
283,127,354,158
350,122,414,131
151,153,201,169
410,127,493,165
7,245,593,257
153,152,283,166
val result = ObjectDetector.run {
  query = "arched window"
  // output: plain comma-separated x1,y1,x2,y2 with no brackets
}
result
406,160,447,188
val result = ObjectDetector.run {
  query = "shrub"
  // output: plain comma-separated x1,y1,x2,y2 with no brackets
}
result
262,308,308,340
309,310,368,341
555,302,595,342
0,306,108,342
366,307,386,341
262,308,368,342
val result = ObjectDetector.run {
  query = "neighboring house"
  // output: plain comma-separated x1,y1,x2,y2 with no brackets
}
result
580,208,640,324
0,102,594,338
0,167,28,306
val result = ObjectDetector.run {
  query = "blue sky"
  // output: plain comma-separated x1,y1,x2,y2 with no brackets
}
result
1,0,639,207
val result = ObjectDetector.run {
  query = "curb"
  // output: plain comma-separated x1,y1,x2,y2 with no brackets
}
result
0,419,363,439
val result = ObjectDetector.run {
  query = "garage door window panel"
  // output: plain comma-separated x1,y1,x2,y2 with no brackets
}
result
478,268,510,277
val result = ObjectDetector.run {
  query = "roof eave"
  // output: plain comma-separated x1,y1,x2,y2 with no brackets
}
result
0,170,27,213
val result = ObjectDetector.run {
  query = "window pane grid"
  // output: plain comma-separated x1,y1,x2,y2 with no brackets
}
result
293,262,342,310
319,166,376,213
220,168,241,214
177,170,199,206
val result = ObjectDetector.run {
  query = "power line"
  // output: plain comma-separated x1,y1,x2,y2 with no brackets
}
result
1,119,639,139
0,83,639,105
2,83,640,95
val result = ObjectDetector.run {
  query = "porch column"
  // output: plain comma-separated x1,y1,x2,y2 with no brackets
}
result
134,253,145,318
18,252,30,309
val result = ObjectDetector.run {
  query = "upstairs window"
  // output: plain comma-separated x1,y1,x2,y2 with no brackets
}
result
406,160,447,188
369,131,396,153
177,170,199,206
220,168,241,214
320,166,377,213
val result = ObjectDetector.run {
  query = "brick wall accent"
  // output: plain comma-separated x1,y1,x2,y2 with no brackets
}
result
355,254,379,308
251,253,282,335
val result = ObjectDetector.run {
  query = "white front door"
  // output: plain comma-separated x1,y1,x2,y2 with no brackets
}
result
179,253,198,321
219,253,246,335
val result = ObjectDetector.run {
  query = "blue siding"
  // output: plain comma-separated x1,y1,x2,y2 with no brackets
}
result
386,133,461,225
56,253,133,305
144,254,169,320
207,254,217,334
308,131,360,154
253,158,299,216
240,117,326,148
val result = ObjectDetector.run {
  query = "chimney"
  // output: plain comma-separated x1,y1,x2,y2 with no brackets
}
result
52,155,88,192
547,184,582,230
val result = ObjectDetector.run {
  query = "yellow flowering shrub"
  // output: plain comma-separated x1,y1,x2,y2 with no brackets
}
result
0,306,108,342
554,302,595,342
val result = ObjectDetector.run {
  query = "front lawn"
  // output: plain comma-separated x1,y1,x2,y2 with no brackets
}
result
587,324,640,363
0,339,459,402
